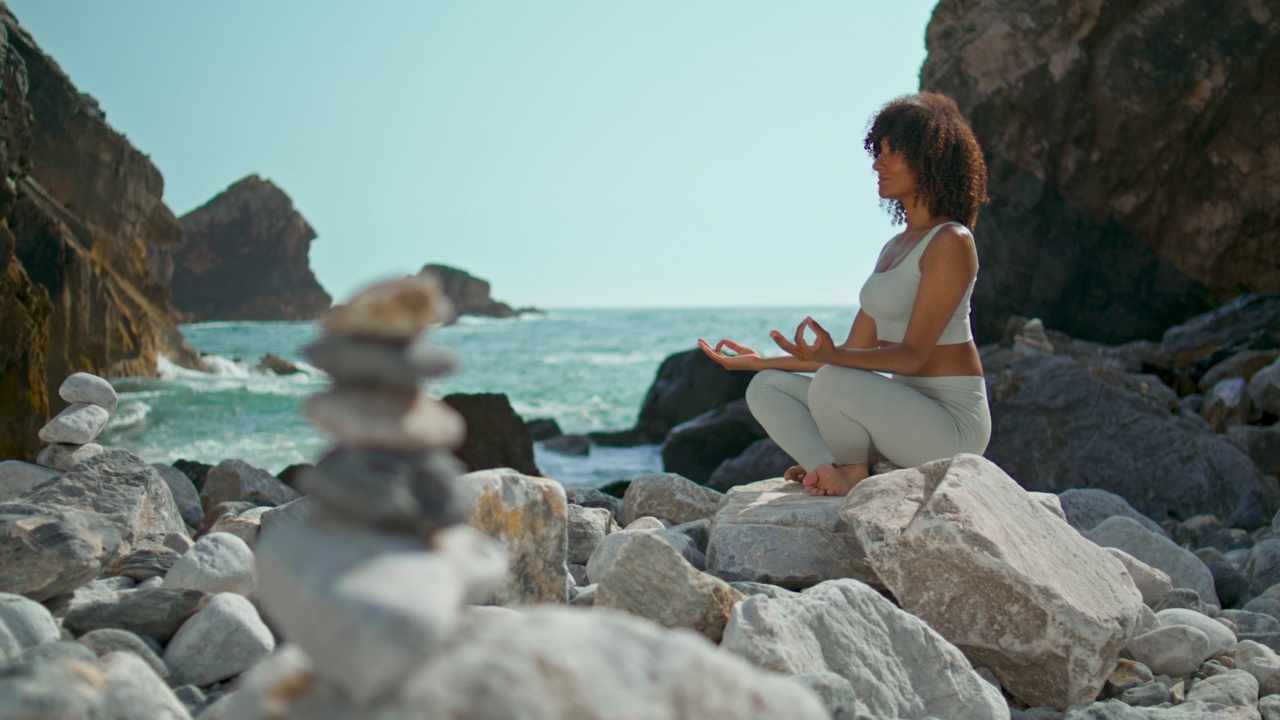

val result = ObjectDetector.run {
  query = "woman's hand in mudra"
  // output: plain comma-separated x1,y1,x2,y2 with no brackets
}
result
771,317,837,363
697,337,762,371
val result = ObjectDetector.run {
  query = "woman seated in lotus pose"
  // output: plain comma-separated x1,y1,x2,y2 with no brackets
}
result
698,92,991,497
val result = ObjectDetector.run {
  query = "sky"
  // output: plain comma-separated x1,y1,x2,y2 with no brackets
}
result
9,1,938,309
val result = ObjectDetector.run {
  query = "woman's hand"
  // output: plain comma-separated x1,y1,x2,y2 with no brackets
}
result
697,337,763,371
771,317,837,363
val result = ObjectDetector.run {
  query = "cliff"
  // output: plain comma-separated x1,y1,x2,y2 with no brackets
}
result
163,174,331,321
922,0,1279,344
419,264,524,323
0,5,203,461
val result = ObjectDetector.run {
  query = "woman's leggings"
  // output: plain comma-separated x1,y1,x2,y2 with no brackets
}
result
744,365,992,470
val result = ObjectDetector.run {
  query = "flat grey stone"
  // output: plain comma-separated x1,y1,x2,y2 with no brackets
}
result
0,461,60,502
64,587,209,644
116,545,181,582
36,442,105,472
162,532,257,596
304,387,464,452
39,403,110,444
621,473,724,526
297,448,465,534
1058,488,1167,537
60,372,119,413
1155,608,1237,657
303,334,458,386
163,593,275,687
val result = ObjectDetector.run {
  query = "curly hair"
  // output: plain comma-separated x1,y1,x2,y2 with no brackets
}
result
863,92,989,229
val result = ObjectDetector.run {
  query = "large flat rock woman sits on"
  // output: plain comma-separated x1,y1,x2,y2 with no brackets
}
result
699,92,991,497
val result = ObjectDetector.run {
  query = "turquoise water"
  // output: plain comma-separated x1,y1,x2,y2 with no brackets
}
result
99,307,856,487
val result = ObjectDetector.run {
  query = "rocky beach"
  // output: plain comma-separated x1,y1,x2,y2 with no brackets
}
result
3,0,1280,718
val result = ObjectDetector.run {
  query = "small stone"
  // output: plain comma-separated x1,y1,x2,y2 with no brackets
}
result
163,593,275,687
1105,548,1173,607
35,442,105,471
1124,625,1213,677
322,274,453,341
1220,609,1280,635
1118,682,1170,707
1153,587,1211,614
38,403,111,444
624,516,666,531
544,435,591,456
563,486,623,525
1208,562,1249,608
97,650,194,718
115,545,181,581
257,353,303,375
587,528,704,584
567,504,616,565
1203,377,1249,431
303,334,458,386
199,500,256,533
206,506,267,547
568,563,589,586
1156,609,1237,657
298,448,466,535
163,532,257,596
1087,516,1220,608
0,592,60,649
1249,358,1280,417
1182,669,1259,709
1057,488,1167,537
570,584,596,606
163,533,195,554
200,459,302,510
22,640,98,664
0,460,61,501
1102,658,1154,698
595,533,743,642
305,387,465,452
59,372,119,413
78,628,170,683
621,473,724,526
259,496,316,536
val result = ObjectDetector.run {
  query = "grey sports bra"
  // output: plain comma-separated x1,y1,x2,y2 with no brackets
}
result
857,221,975,345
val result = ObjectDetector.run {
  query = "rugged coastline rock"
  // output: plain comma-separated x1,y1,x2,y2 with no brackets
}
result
162,174,332,321
419,263,533,323
0,6,203,462
922,0,1279,344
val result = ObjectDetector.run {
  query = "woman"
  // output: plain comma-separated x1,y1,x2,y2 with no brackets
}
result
697,92,991,497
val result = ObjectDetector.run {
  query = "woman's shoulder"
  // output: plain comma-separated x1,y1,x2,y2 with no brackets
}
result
919,222,978,270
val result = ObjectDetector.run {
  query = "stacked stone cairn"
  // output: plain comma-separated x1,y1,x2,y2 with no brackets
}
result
36,372,117,471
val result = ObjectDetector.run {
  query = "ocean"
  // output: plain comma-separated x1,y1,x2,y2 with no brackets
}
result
99,306,856,487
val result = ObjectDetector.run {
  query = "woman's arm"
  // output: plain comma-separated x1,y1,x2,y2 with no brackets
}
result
774,225,977,374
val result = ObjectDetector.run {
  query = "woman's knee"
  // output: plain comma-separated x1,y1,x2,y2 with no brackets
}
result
745,369,787,410
808,365,877,406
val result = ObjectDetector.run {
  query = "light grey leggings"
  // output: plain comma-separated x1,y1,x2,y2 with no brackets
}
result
744,366,992,470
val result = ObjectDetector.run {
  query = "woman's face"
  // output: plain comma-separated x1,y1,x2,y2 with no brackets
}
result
872,138,917,201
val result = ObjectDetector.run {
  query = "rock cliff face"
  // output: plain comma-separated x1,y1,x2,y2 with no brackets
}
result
0,6,203,462
419,264,520,323
163,175,331,321
922,0,1279,344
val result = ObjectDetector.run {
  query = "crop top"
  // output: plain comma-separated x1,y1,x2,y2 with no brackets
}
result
857,221,975,345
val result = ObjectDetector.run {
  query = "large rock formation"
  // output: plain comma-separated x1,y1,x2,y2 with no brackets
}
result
0,6,203,462
923,0,1279,344
164,174,331,321
418,264,523,323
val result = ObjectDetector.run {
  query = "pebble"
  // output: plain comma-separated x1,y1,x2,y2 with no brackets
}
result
162,532,258,596
59,372,119,412
163,593,276,687
35,442,105,471
303,334,458,386
1124,625,1213,677
38,403,111,444
305,387,465,452
321,274,452,340
0,592,60,650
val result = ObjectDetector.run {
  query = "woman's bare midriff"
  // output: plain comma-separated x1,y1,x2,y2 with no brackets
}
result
877,340,984,377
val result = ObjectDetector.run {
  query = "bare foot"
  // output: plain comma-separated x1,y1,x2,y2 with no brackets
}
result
783,465,807,483
805,463,870,497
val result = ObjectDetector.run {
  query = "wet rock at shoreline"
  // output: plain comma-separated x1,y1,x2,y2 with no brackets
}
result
707,437,795,492
442,393,539,476
660,400,765,484
199,458,301,511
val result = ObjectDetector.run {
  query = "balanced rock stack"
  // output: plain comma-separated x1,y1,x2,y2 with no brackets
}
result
36,372,118,471
238,276,509,712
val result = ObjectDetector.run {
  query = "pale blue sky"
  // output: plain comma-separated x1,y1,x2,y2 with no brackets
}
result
10,1,937,308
